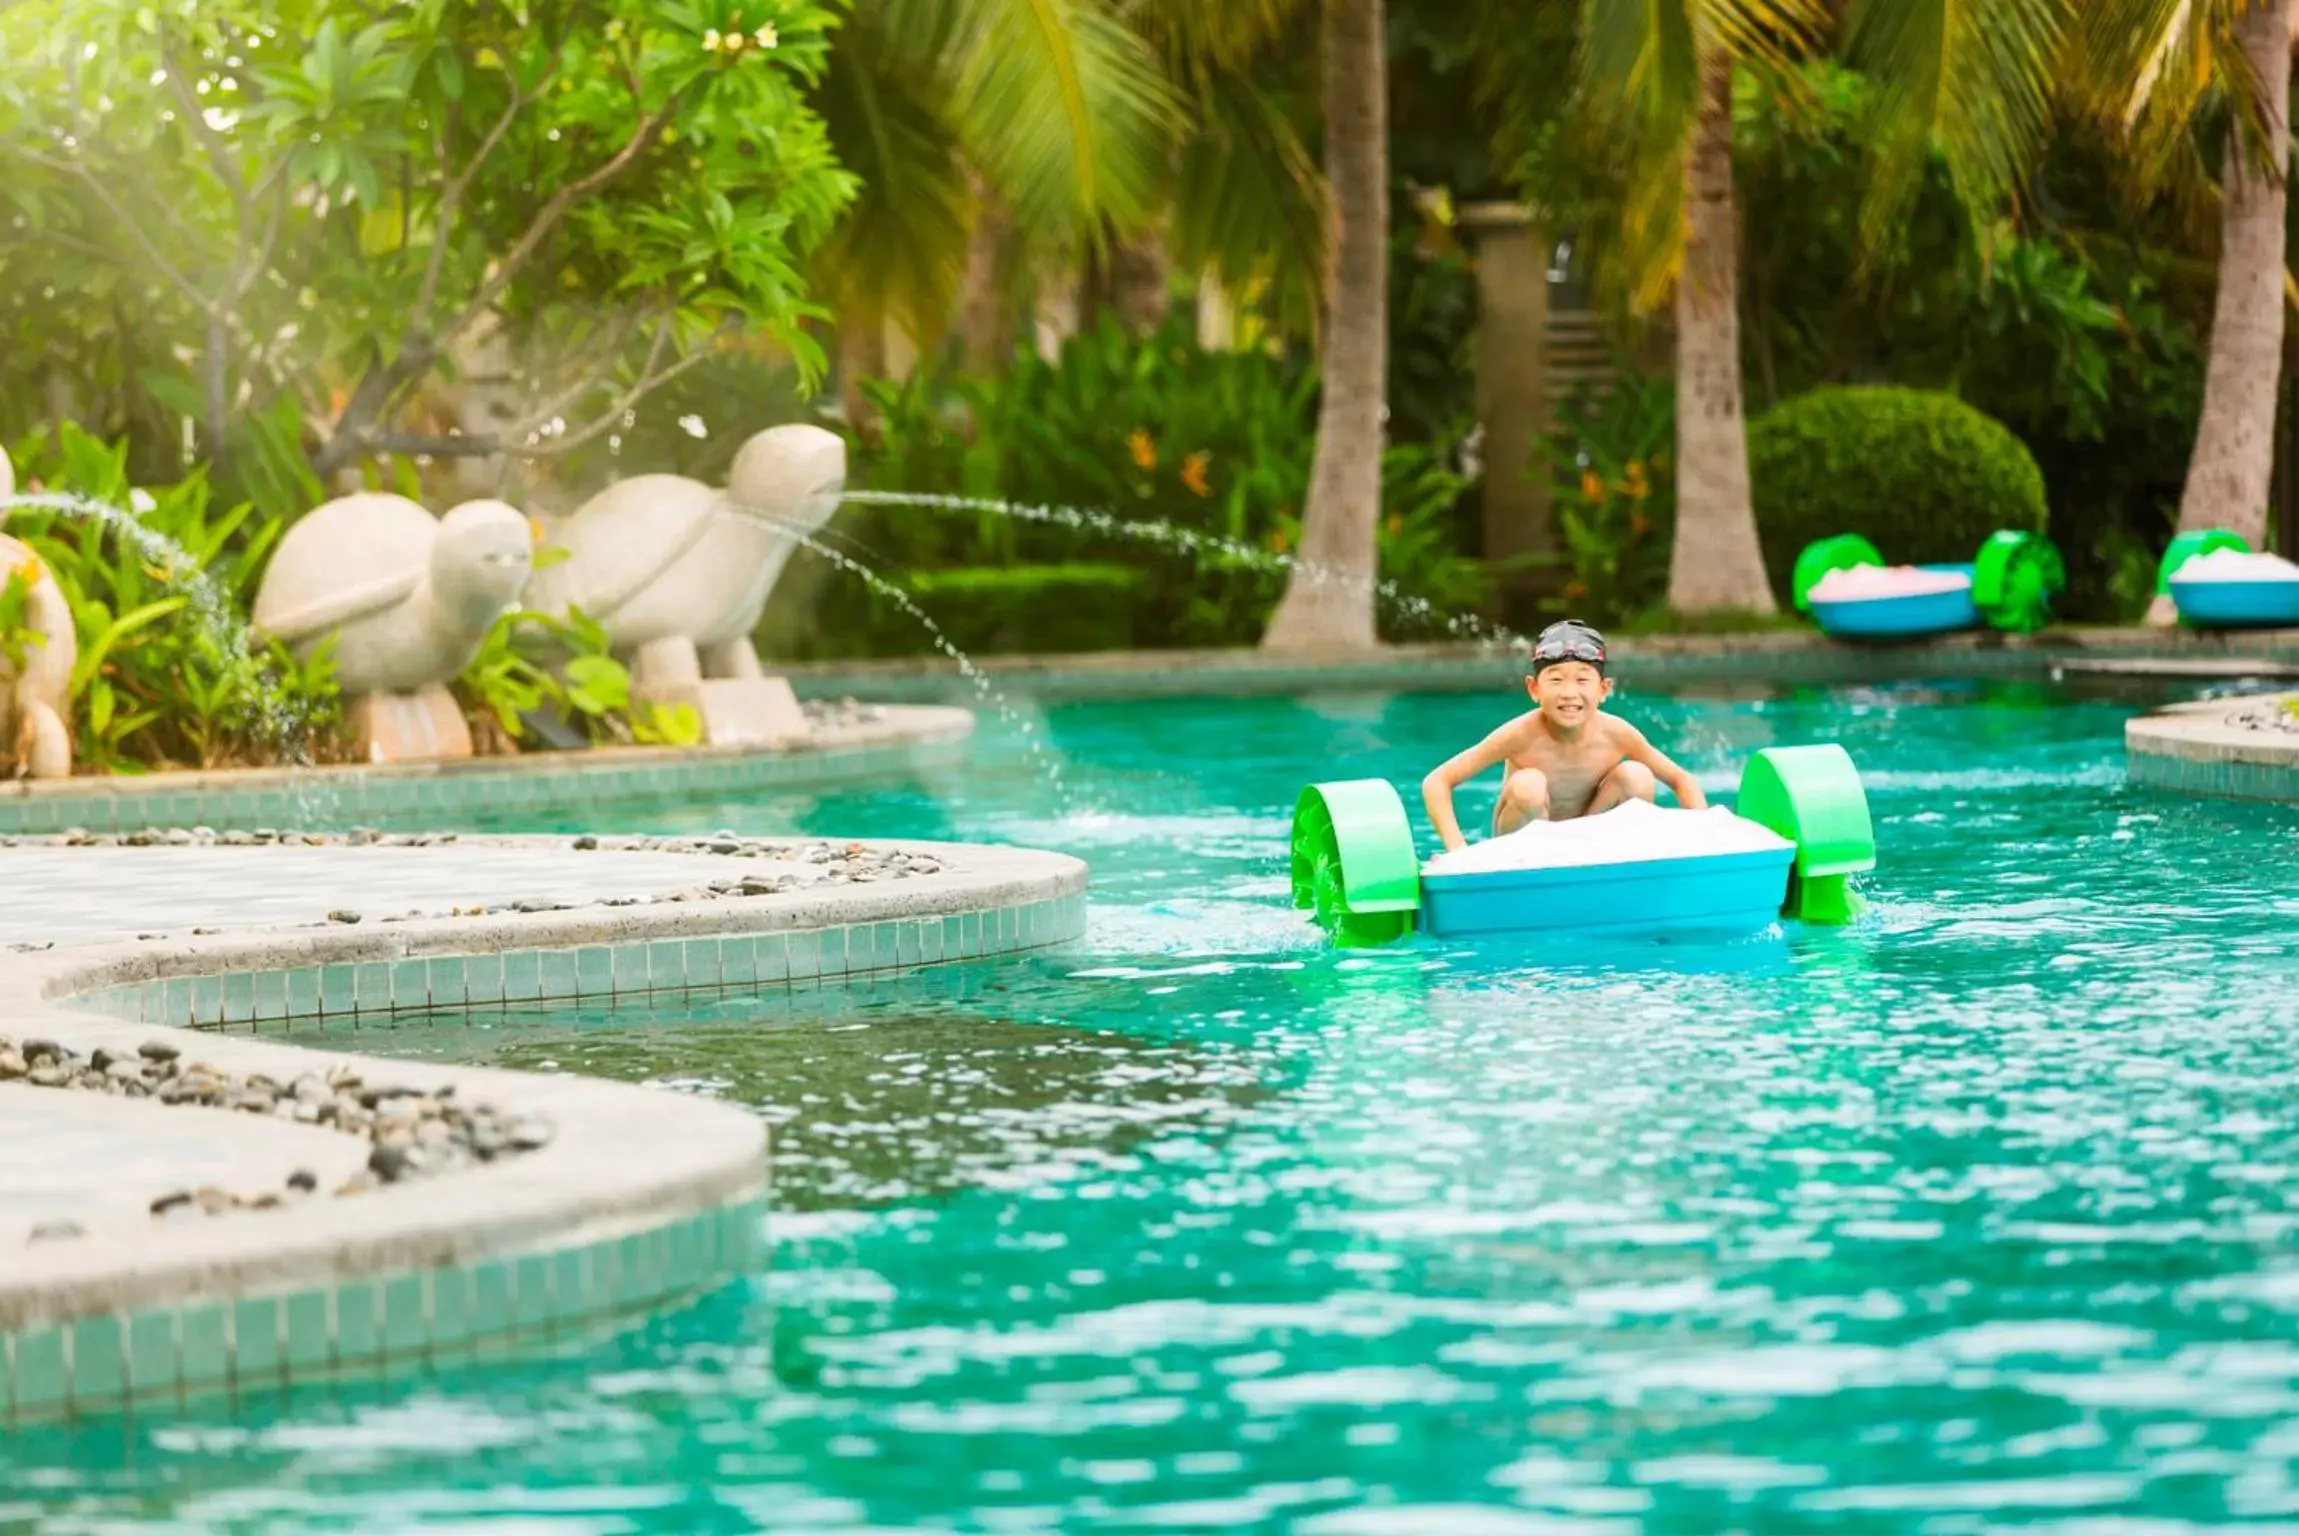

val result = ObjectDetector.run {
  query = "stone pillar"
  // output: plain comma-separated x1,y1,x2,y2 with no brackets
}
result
1459,202,1554,624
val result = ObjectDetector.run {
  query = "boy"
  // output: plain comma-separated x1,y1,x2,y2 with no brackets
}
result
1421,619,1707,853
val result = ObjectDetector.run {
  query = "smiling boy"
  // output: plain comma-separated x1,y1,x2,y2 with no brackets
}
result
1420,619,1707,853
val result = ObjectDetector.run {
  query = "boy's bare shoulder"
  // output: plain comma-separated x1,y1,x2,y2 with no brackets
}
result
1594,709,1648,746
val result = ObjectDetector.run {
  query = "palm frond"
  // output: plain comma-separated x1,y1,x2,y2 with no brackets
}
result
1169,64,1327,322
1844,0,2073,266
813,2,974,337
2071,0,2274,199
954,0,1186,249
1129,0,1303,81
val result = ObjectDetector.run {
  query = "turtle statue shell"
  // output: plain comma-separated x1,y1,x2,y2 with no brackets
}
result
253,492,534,697
252,493,443,645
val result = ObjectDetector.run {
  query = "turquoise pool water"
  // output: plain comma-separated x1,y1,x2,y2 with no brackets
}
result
18,680,2299,1532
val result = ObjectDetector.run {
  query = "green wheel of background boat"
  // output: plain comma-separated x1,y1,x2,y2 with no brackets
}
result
1290,780,1421,947
1791,534,1886,613
2157,528,2251,593
1971,529,2065,633
1735,744,1876,925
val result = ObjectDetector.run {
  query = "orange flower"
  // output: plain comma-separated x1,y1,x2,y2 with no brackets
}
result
1562,580,1588,599
1579,469,1605,504
1624,459,1649,501
1269,527,1292,554
1385,514,1402,537
1630,513,1651,538
1180,451,1211,498
1128,429,1157,471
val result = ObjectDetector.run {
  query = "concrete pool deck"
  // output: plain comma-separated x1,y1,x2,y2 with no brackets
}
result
2127,692,2299,802
0,833,1088,1424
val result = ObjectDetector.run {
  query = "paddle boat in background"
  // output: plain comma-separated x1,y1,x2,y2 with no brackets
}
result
2159,531,2299,629
1289,744,1875,948
1793,531,2065,640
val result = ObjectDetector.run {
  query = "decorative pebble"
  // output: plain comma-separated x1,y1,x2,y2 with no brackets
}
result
2,1032,552,1237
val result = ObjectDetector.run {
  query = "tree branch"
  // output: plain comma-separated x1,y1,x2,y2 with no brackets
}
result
22,150,210,310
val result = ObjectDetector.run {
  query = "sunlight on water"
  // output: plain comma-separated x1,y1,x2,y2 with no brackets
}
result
19,681,2299,1532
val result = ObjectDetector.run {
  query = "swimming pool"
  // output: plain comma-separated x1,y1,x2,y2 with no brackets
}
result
17,679,2299,1532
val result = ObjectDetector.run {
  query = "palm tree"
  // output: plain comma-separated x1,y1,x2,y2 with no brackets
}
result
1572,1,1828,617
1260,0,1391,650
2080,0,2297,615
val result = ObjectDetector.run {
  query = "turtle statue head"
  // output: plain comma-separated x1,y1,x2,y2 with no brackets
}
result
432,498,536,637
725,424,846,538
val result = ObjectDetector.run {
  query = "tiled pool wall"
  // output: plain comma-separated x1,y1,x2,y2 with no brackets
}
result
0,724,967,837
7,885,1088,1427
2,1195,767,1427
781,631,2299,704
69,890,1092,1032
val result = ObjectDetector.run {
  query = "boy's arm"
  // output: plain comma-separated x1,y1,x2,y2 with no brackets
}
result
1620,725,1707,809
1421,725,1517,852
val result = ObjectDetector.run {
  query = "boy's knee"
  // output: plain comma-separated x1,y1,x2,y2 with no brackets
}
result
1503,767,1549,810
1609,761,1657,800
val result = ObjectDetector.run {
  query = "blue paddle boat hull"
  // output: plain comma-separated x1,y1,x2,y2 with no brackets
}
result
2170,577,2299,629
1420,847,1797,941
1809,564,1979,640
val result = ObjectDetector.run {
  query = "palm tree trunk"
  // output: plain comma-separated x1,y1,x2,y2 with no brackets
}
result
1666,56,1777,616
1261,0,1388,652
2156,0,2295,621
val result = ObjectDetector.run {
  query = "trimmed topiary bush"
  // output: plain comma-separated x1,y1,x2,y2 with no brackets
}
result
1748,386,2048,607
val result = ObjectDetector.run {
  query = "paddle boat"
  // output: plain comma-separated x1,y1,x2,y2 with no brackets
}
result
1794,531,2064,640
1290,743,1875,947
2159,531,2299,628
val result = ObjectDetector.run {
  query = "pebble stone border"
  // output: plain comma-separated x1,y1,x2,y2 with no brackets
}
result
0,703,971,837
3,1034,550,1243
1,830,952,944
0,838,1088,1426
2127,692,2299,802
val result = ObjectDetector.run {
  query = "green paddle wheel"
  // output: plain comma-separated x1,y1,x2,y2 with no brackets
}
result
1791,534,1886,613
2157,528,2250,592
1290,780,1421,947
1972,530,2066,633
1735,744,1876,925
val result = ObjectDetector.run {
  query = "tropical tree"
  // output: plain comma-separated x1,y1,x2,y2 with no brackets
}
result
1568,1,1828,617
0,0,853,493
1259,0,1391,650
2073,0,2297,614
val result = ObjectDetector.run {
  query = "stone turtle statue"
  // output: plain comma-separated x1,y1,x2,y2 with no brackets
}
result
253,493,534,762
526,424,844,745
0,445,77,779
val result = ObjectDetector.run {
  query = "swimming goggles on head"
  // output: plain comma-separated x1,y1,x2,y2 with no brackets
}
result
1530,619,1607,669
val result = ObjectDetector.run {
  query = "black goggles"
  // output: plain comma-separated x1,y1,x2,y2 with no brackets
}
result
1531,623,1606,668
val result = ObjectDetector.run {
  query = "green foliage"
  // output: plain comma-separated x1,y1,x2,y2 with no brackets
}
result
7,426,345,771
774,317,1481,657
454,606,703,752
0,565,46,675
830,563,1147,657
0,0,854,481
1537,373,1675,626
1746,386,2049,604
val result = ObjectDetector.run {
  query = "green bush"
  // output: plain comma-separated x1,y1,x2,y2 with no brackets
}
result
789,563,1147,660
1747,386,2048,603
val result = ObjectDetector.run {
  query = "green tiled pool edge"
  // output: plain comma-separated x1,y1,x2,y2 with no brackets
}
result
2,870,1087,1428
2126,699,2299,803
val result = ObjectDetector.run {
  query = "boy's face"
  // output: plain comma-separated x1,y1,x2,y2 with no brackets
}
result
1527,661,1609,724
